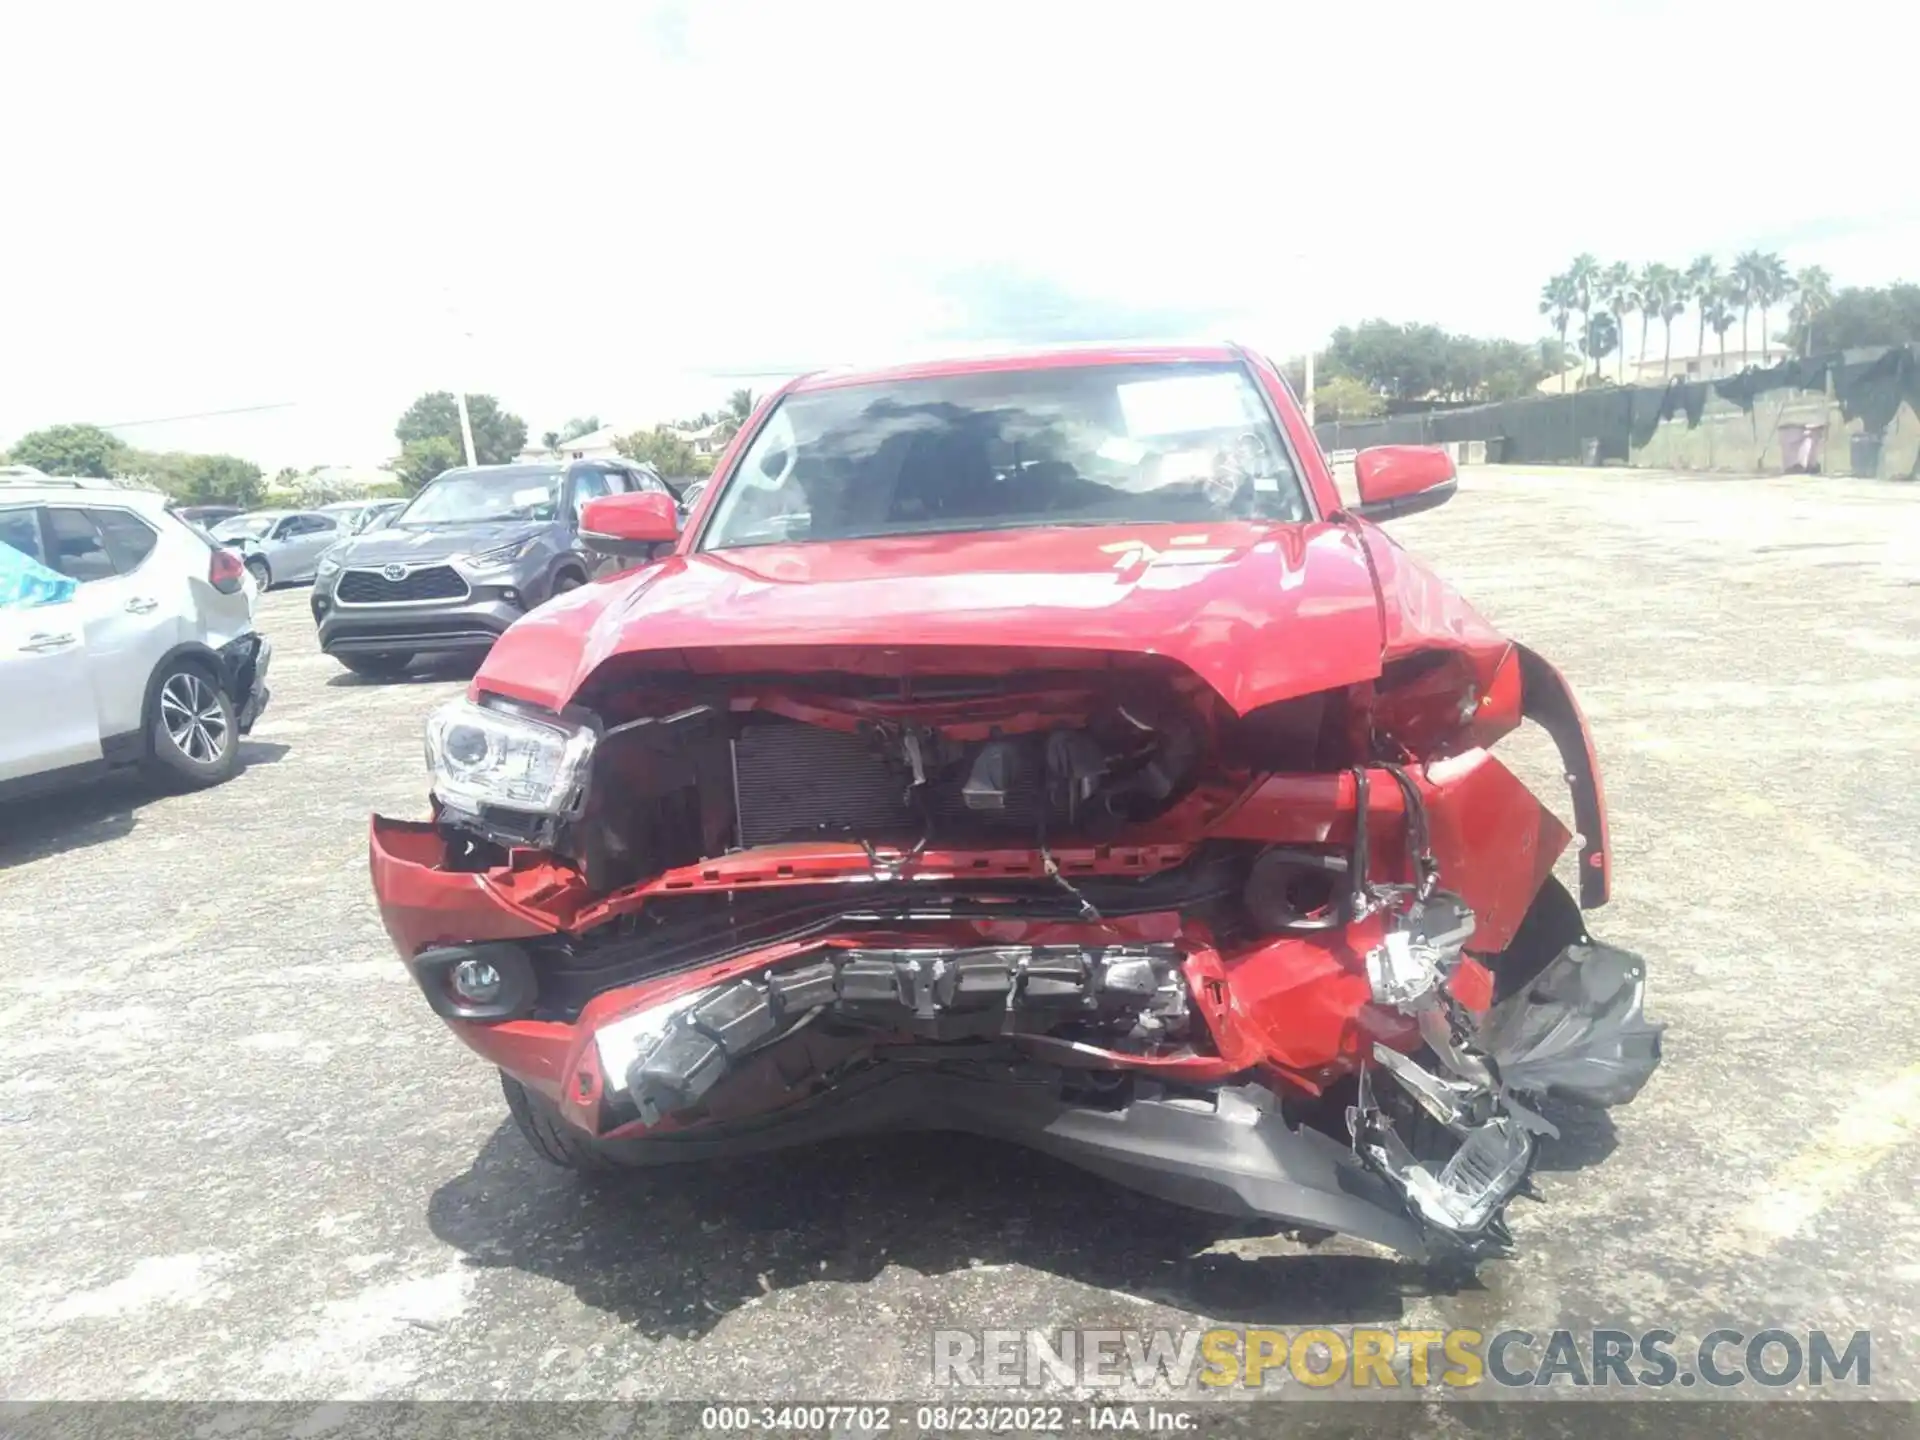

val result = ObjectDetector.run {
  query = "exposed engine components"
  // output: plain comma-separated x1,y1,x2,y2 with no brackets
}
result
607,944,1191,1126
1242,846,1349,933
1363,892,1476,1009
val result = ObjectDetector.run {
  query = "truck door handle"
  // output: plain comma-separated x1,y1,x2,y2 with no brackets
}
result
20,632,79,653
124,596,159,614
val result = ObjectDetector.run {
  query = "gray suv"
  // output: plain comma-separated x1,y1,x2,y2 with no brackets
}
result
308,459,670,677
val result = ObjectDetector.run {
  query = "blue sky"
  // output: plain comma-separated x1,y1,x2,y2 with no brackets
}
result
2,0,1912,469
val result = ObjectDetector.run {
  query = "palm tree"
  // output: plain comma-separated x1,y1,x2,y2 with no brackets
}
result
1566,254,1601,370
1731,250,1769,363
1598,262,1633,383
1659,286,1687,379
725,389,756,424
1636,263,1683,377
1750,252,1793,364
1789,265,1835,355
1685,254,1719,361
1538,273,1577,392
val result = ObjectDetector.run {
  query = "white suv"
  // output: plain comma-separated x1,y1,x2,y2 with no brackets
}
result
0,483,272,797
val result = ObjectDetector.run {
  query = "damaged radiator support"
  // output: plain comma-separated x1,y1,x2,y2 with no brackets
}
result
597,944,1190,1127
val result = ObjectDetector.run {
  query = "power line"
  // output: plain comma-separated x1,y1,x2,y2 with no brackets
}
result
102,401,297,430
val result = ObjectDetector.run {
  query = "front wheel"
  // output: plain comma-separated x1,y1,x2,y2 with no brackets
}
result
245,556,272,591
501,1072,621,1172
145,663,239,788
337,652,414,677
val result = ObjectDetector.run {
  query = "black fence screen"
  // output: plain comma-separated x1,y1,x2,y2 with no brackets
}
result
1312,345,1920,467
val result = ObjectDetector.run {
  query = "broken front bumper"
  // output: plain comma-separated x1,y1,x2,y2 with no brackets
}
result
217,632,272,734
369,816,1661,1259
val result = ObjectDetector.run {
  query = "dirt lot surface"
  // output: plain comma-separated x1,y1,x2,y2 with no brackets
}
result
3,467,1917,1404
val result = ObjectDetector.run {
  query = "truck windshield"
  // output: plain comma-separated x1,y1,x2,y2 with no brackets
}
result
699,361,1306,551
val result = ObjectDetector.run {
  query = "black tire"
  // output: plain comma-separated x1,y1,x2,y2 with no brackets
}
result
337,652,414,677
245,556,272,591
144,661,240,788
501,1071,621,1172
548,569,585,602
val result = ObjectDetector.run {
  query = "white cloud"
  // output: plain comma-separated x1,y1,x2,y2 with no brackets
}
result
1,0,1909,468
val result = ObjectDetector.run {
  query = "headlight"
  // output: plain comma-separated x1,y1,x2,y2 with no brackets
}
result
423,698,596,815
459,536,539,570
316,555,342,577
593,988,712,1094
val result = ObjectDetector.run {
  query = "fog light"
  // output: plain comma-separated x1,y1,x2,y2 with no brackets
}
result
450,958,504,1004
503,587,522,607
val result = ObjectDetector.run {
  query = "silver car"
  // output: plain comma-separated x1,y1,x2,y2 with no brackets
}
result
210,509,344,589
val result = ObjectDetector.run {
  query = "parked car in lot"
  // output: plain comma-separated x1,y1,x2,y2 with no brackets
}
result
0,484,270,797
210,509,344,590
172,503,245,528
317,497,407,536
309,458,671,677
368,343,1660,1264
349,498,407,534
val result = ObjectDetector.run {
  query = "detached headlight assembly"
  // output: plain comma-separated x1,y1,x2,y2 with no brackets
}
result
459,536,539,571
424,698,595,815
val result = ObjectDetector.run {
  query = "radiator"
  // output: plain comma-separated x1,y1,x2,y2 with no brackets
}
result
731,720,1058,847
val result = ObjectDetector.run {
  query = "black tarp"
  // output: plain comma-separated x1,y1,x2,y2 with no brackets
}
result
1314,345,1918,461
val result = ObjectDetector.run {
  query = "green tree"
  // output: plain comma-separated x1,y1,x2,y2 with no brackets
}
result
9,423,127,478
1580,310,1620,375
123,450,266,505
176,454,265,506
1311,375,1386,421
394,392,529,468
724,389,756,424
1790,282,1920,351
393,435,463,492
1538,273,1576,392
1684,254,1720,361
1787,266,1835,355
614,427,713,478
1324,320,1561,402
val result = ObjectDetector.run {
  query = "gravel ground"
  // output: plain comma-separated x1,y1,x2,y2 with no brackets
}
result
2,466,1917,1405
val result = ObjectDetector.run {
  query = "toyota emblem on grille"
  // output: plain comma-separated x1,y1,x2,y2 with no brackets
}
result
382,563,410,581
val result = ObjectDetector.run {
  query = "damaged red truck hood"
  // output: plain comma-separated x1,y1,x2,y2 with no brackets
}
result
477,519,1389,713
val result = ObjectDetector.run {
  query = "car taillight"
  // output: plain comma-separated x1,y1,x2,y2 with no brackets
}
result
209,546,245,595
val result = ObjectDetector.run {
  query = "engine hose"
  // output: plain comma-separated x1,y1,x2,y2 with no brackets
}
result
1349,767,1371,918
1380,762,1439,899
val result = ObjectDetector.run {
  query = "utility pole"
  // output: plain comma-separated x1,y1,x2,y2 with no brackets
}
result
455,391,478,468
444,284,479,467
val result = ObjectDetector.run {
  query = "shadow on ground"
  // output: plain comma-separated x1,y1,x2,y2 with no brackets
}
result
429,1122,1501,1340
0,740,291,868
325,655,485,689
